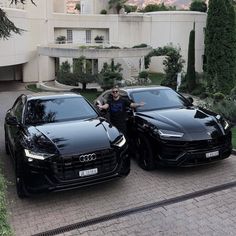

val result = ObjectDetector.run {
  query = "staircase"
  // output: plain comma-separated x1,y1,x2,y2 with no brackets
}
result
115,58,140,85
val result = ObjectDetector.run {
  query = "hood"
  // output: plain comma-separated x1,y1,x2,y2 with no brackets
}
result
31,119,119,155
137,107,224,140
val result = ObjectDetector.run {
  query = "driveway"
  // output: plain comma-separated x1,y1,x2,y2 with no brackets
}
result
0,83,235,236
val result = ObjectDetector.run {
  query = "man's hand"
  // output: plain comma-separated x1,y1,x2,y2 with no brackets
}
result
96,101,109,110
139,101,145,107
130,101,145,108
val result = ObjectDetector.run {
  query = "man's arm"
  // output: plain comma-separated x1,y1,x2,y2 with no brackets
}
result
97,102,109,110
130,101,145,108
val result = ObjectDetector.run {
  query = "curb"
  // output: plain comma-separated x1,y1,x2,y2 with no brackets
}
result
232,149,236,155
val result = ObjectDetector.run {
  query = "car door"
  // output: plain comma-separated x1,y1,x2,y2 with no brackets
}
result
5,95,25,158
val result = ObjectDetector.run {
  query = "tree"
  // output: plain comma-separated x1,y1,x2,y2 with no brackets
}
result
205,0,236,94
57,61,76,86
186,24,196,92
190,0,207,12
0,0,35,39
141,3,176,12
73,56,96,90
74,3,81,11
108,0,128,14
124,4,137,13
162,46,185,89
145,45,185,89
98,59,123,90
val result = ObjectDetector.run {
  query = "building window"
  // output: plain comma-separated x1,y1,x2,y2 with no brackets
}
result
86,30,91,43
67,30,73,43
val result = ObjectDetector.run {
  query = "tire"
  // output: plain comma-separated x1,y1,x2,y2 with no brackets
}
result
15,159,27,199
5,132,10,155
136,134,156,171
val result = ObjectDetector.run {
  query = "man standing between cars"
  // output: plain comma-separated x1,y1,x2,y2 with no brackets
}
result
97,86,144,136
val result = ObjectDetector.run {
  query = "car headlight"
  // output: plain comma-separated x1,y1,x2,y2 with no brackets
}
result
24,149,54,160
158,129,184,138
113,135,126,148
222,120,229,130
216,115,230,130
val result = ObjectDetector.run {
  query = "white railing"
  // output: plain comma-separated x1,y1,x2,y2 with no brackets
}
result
51,40,136,49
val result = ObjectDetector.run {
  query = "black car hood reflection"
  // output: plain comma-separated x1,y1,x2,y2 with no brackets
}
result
30,119,119,155
137,107,223,140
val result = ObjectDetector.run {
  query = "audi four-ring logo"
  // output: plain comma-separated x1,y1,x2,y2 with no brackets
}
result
79,153,97,162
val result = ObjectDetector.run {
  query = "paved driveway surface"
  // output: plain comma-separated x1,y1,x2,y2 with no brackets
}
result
0,86,235,236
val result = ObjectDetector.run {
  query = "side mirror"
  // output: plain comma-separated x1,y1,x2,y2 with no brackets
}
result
6,116,19,126
187,96,194,104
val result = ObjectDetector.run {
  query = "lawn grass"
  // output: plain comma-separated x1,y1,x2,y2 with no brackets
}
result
232,127,236,149
79,90,101,103
26,83,44,92
149,72,165,85
0,169,13,236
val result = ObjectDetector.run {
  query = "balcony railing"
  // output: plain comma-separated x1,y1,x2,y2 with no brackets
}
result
51,40,140,49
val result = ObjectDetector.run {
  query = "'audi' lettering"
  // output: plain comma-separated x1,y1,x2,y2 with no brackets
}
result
79,153,96,162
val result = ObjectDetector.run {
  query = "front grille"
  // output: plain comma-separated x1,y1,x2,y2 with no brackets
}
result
159,133,231,160
53,149,117,180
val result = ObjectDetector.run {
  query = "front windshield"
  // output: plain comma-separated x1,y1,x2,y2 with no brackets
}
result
25,97,98,125
131,88,190,111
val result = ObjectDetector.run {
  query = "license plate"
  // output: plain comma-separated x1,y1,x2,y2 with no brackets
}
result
206,150,219,158
79,168,98,177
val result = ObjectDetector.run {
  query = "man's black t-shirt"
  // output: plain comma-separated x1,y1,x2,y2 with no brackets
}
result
107,96,131,134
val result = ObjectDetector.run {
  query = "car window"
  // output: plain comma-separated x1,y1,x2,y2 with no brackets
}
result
102,90,128,103
25,97,98,125
12,96,24,122
131,89,189,111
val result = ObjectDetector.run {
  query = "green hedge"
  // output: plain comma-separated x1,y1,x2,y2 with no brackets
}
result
0,171,12,236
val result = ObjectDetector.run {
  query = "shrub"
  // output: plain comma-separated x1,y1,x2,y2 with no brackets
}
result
230,86,236,100
191,83,206,96
0,171,13,236
138,71,149,85
57,72,76,86
75,3,80,11
211,100,236,123
213,92,225,102
100,9,107,14
105,46,120,49
190,0,207,12
199,92,212,99
124,4,137,13
139,71,149,79
132,43,148,48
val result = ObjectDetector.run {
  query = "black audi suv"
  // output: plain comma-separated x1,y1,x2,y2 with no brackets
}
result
4,93,129,198
95,86,232,170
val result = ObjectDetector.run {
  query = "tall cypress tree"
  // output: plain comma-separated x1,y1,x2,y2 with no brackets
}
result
205,0,236,94
186,24,196,92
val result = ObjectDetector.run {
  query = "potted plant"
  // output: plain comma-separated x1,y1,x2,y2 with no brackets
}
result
94,35,104,43
56,35,66,44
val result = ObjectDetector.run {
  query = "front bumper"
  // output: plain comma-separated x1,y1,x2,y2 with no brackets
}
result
156,133,232,167
22,147,130,194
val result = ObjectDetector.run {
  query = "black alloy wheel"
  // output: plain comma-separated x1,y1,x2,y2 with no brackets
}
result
136,134,156,171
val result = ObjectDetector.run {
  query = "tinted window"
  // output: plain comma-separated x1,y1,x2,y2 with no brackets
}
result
12,97,24,122
25,97,97,125
131,89,189,111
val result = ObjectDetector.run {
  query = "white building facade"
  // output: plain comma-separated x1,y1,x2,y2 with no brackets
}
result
0,0,207,83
